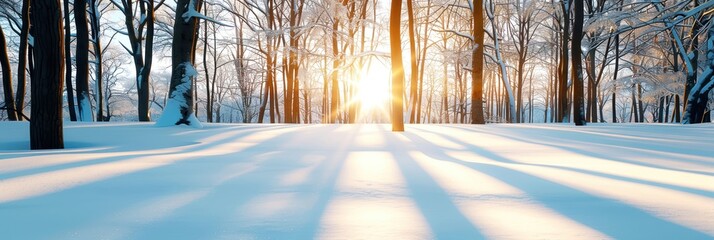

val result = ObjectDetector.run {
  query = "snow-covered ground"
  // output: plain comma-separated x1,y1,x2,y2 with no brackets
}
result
1,122,713,239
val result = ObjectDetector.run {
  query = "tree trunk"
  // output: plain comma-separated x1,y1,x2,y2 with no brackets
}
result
139,0,155,121
390,0,404,131
16,0,30,118
156,0,203,127
470,0,485,124
330,15,341,124
63,0,76,121
89,0,104,121
572,0,585,126
30,0,65,149
406,0,418,124
557,0,570,122
673,94,681,123
75,0,93,121
612,34,619,123
0,25,17,121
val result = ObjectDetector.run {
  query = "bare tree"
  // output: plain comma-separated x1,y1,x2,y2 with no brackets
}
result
0,24,17,120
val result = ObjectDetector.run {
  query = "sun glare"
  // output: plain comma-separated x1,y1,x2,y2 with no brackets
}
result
355,63,391,122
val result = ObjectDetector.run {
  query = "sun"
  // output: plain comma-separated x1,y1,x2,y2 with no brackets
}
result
354,63,391,123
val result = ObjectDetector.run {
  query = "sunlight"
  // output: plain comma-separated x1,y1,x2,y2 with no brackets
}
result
355,62,391,123
318,152,431,239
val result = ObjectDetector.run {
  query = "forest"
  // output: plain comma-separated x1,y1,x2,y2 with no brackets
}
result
1,0,714,148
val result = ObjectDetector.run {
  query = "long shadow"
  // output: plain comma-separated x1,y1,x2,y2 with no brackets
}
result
401,126,713,239
421,125,714,194
0,124,300,239
474,124,714,164
0,124,294,180
439,125,714,176
126,125,355,239
382,129,486,239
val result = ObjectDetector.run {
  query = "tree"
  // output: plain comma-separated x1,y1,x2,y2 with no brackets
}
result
156,0,203,127
470,0,485,124
406,0,418,124
112,0,163,121
75,0,94,121
486,0,516,123
683,23,714,123
572,0,585,126
556,0,571,122
15,0,30,119
88,0,105,121
390,0,404,131
0,24,17,121
30,0,65,149
63,0,77,121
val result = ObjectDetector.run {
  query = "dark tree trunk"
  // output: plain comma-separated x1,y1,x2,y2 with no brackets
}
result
673,94,681,123
89,0,104,121
63,0,76,121
572,0,585,126
74,0,93,121
390,0,404,131
119,0,155,121
203,7,212,123
157,0,203,126
0,25,17,121
30,0,65,149
139,0,155,121
683,23,714,124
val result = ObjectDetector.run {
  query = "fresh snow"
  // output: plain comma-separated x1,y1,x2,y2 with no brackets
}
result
1,122,713,239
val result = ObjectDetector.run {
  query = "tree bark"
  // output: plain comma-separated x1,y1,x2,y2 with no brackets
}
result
75,0,93,121
15,0,31,118
30,0,65,149
406,0,418,124
557,0,570,122
390,0,404,131
156,0,203,127
572,0,585,126
63,0,76,121
89,0,104,121
0,25,17,121
470,0,485,124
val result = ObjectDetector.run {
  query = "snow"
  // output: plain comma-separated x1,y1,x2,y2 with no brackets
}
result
1,122,713,239
181,0,229,26
155,62,202,128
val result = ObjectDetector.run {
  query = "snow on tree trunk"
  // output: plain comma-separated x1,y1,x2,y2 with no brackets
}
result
683,26,714,124
156,0,203,128
156,62,202,127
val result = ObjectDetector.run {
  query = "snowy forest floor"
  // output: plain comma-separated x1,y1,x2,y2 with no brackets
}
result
1,122,713,239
